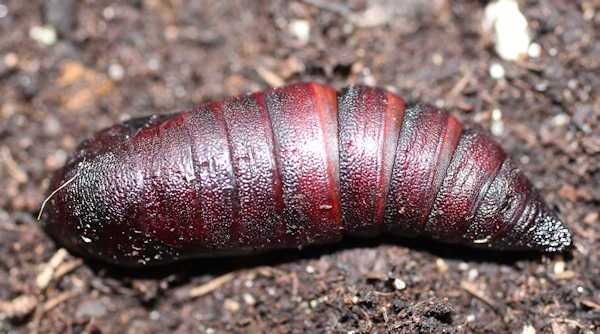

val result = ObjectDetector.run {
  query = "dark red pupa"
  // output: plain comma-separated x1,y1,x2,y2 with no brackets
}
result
41,82,571,266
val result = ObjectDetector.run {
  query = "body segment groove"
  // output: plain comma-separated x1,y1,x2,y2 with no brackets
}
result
42,83,572,266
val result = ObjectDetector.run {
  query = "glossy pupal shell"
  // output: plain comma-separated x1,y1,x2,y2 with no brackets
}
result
42,82,571,266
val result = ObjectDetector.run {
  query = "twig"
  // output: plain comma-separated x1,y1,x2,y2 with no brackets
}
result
189,272,235,298
256,66,285,87
53,259,84,280
36,248,69,289
0,145,29,183
43,290,83,313
448,70,472,98
461,281,497,310
0,221,28,232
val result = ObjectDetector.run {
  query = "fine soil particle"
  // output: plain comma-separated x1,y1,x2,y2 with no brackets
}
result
1,0,599,333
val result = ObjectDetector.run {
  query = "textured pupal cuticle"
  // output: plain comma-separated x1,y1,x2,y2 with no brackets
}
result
42,82,572,266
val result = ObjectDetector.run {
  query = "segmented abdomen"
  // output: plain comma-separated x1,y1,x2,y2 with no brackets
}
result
42,82,572,266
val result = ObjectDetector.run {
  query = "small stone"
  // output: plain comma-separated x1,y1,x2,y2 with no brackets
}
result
289,19,310,44
552,114,569,126
527,43,542,58
5,295,37,321
75,299,108,318
355,5,388,28
108,63,125,81
20,76,31,87
491,120,505,137
467,268,479,282
553,255,565,275
521,324,536,334
393,278,407,291
489,63,505,79
482,0,530,61
103,6,116,20
436,258,449,273
223,298,240,313
147,58,160,71
44,116,62,136
149,310,160,320
4,53,18,68
29,25,58,46
243,293,256,306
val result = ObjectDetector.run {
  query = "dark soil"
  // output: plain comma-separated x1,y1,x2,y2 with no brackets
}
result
1,0,599,333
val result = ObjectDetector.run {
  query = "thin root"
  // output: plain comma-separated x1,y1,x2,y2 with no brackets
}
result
37,157,86,220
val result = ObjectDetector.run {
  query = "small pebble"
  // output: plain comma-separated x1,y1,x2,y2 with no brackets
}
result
44,117,62,136
103,6,116,20
289,19,310,44
436,258,449,273
491,120,505,137
4,52,18,68
393,278,407,291
491,108,502,121
45,149,67,170
5,295,37,321
467,268,479,282
483,0,530,61
29,25,58,45
554,255,565,275
356,5,388,27
75,299,108,318
174,85,186,98
535,83,547,92
552,113,569,126
489,63,505,79
223,298,240,313
108,63,125,81
363,75,377,86
149,310,160,320
147,58,160,71
164,25,179,41
490,108,504,137
243,293,256,306
20,76,31,87
521,324,536,334
527,43,542,58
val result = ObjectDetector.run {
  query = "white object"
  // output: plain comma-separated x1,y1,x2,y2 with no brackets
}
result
489,63,505,79
29,25,58,46
289,19,310,44
482,0,531,61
